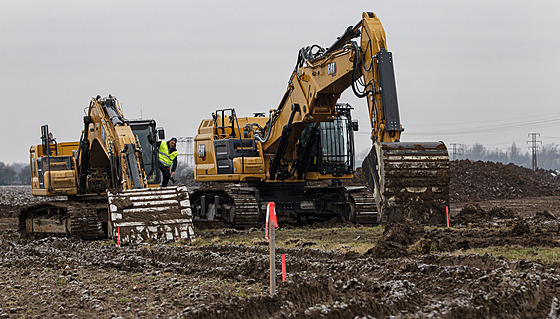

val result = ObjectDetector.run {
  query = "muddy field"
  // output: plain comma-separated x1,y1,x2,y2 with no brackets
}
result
2,160,560,318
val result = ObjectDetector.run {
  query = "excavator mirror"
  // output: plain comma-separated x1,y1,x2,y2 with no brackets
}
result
157,127,165,140
351,120,359,131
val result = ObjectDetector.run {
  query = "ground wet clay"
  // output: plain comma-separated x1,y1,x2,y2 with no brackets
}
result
2,156,560,319
364,223,416,258
3,207,560,318
1,233,560,318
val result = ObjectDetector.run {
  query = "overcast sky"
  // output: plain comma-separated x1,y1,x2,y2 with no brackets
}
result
1,0,559,164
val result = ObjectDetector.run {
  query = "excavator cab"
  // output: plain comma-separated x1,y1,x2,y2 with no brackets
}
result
317,105,356,177
301,104,356,177
128,119,162,186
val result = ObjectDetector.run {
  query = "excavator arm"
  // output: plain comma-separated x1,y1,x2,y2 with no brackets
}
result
77,95,147,193
264,13,399,150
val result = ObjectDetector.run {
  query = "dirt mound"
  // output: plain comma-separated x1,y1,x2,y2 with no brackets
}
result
453,203,520,226
487,206,516,219
351,160,560,203
453,203,487,225
451,160,560,202
364,222,423,258
531,210,559,223
511,220,531,236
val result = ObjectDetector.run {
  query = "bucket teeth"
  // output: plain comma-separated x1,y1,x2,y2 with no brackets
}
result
362,141,450,225
108,185,195,243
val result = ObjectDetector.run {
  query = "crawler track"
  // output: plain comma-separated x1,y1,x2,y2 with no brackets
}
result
226,187,260,229
191,183,261,229
18,201,102,240
347,186,378,225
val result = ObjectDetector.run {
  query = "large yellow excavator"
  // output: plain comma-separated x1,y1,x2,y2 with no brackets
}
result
192,12,449,227
21,95,194,242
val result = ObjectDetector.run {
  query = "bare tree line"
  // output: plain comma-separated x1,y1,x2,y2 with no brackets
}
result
0,162,31,185
454,142,560,170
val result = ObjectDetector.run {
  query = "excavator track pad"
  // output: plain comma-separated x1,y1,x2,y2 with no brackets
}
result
108,185,195,243
362,141,450,225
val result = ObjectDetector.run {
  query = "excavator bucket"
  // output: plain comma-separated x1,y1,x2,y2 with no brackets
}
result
108,185,195,243
362,141,450,225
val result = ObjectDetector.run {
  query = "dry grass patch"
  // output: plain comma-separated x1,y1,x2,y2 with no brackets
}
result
452,246,560,265
191,225,384,253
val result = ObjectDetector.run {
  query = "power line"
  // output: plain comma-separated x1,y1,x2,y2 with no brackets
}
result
355,120,560,137
404,111,560,128
405,116,560,136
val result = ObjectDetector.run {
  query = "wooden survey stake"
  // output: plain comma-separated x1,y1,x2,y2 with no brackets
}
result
269,219,276,295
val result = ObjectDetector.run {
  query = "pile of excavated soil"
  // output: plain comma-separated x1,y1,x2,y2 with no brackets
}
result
350,161,560,203
450,160,560,202
365,222,421,258
453,203,519,225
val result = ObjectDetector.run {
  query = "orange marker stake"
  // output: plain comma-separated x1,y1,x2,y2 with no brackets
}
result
117,226,120,247
281,254,286,282
446,206,450,227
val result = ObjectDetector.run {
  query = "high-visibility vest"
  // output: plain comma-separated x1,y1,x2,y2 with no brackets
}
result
158,141,178,167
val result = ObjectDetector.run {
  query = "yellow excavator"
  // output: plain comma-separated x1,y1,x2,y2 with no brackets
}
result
21,95,195,242
191,12,449,227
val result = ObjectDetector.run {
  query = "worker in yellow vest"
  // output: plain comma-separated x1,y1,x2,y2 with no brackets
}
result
157,137,179,187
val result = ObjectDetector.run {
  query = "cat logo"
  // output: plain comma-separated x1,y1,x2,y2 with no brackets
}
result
327,62,337,76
